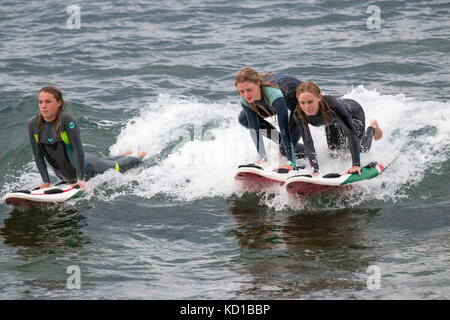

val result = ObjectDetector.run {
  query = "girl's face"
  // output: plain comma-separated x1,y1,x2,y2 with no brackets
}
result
298,92,321,116
38,91,62,121
236,81,261,103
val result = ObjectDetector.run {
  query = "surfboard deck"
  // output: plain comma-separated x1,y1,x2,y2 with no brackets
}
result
285,162,385,194
234,164,302,190
4,183,84,208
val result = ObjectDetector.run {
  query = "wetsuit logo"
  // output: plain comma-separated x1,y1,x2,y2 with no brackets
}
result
69,122,75,129
48,138,53,143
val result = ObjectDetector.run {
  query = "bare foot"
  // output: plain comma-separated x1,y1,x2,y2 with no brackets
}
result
138,151,147,158
370,119,383,141
122,150,133,156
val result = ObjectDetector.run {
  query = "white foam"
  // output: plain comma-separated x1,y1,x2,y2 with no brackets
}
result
1,163,42,195
108,94,259,201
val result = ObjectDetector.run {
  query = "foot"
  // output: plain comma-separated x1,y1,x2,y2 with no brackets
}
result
369,119,383,141
138,151,147,158
277,165,294,171
122,150,133,156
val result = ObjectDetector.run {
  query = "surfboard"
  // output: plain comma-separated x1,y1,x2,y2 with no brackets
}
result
285,162,385,194
3,183,84,208
234,163,301,189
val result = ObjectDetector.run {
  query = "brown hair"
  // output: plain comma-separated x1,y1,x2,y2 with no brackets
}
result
37,86,65,144
234,67,283,119
295,81,334,125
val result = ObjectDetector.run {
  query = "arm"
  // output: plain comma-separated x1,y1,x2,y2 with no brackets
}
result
294,113,319,172
61,113,85,181
241,104,268,161
28,117,51,184
271,97,295,164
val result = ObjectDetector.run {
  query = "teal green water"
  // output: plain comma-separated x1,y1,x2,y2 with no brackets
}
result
0,0,449,299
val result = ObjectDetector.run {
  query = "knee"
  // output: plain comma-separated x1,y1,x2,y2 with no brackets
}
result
279,144,286,156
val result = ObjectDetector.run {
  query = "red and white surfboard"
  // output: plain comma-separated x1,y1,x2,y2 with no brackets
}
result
234,164,298,189
235,161,386,194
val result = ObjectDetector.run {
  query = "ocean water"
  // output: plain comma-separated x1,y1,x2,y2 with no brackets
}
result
0,0,449,300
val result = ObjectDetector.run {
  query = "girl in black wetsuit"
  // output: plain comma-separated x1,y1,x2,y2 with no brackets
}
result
294,81,383,176
234,67,305,169
28,86,146,190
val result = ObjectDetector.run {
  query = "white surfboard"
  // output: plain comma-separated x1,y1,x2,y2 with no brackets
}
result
4,183,84,208
285,162,385,194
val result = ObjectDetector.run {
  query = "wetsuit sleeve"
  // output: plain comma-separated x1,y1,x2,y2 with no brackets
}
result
28,118,51,183
61,113,85,180
271,97,295,163
241,103,267,161
294,114,319,171
326,96,361,167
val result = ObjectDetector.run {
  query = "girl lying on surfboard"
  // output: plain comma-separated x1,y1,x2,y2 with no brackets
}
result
28,86,146,191
295,81,383,176
234,68,306,169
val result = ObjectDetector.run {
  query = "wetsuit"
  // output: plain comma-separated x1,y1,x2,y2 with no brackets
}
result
294,96,375,172
238,73,305,163
28,111,143,184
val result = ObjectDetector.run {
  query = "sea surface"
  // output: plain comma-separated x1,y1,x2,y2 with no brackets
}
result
0,0,449,300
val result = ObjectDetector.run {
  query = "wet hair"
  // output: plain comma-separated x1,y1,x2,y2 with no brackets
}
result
37,86,65,144
295,81,334,125
234,67,284,119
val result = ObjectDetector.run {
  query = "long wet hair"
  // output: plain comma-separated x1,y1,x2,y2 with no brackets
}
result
295,81,334,125
37,86,65,144
234,67,284,119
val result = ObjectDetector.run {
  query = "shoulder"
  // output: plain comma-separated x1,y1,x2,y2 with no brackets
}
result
263,86,284,103
323,95,343,110
322,95,337,104
60,111,78,128
240,96,249,107
27,116,38,134
60,110,76,122
28,115,37,126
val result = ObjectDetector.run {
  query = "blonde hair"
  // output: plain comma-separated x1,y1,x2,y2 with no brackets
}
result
295,81,334,124
234,67,283,119
37,86,65,144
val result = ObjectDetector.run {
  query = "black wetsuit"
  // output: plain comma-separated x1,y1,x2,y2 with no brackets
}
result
28,111,143,184
294,95,375,172
238,73,305,163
